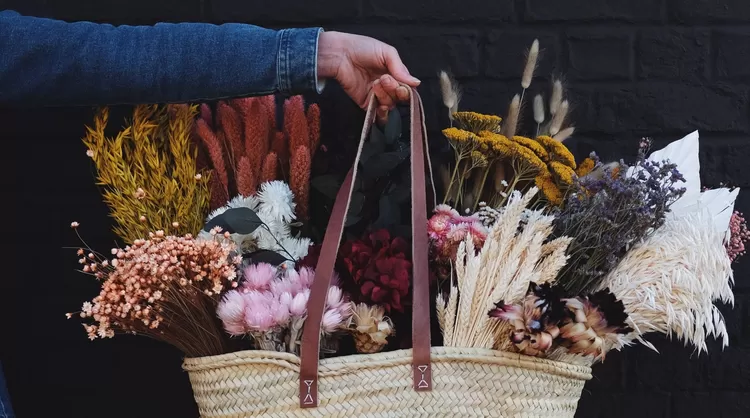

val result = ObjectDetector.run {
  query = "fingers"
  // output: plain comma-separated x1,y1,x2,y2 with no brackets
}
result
376,105,389,126
382,45,421,87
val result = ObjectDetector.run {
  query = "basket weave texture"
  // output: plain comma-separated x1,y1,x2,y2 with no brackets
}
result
183,346,591,417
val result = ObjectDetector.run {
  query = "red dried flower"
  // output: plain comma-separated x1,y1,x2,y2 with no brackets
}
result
727,210,750,262
339,229,411,313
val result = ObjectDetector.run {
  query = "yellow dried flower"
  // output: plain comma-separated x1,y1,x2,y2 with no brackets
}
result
443,127,478,148
550,161,576,185
510,142,548,174
576,157,596,177
83,104,210,243
453,111,502,134
536,135,577,169
470,150,489,168
512,136,548,161
535,174,563,206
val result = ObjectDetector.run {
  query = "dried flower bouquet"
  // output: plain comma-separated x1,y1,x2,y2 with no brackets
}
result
65,39,748,390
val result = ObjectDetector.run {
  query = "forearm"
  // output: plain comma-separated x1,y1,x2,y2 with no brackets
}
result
0,10,323,107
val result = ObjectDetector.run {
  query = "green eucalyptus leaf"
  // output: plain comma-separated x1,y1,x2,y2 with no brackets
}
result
362,152,407,180
311,174,341,199
373,194,401,228
360,140,385,164
370,124,387,145
344,215,362,227
243,250,289,266
384,108,402,144
204,207,263,235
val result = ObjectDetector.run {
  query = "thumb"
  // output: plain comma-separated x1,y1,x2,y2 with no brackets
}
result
382,46,420,87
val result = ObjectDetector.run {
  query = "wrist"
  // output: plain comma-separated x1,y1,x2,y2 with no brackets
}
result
317,31,345,80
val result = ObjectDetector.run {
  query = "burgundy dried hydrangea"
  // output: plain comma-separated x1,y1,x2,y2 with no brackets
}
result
339,229,411,313
727,210,750,262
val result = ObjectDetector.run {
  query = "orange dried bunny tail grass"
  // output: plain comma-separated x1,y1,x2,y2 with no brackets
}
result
239,98,271,178
307,103,321,158
195,119,229,194
216,102,244,164
284,96,310,159
208,169,230,211
261,152,279,183
200,103,213,129
236,156,257,197
272,131,289,173
261,94,277,131
290,145,311,220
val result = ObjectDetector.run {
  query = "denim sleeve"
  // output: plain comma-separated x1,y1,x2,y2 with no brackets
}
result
0,10,324,107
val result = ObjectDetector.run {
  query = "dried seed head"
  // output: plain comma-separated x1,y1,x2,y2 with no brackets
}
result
521,39,539,89
533,95,545,124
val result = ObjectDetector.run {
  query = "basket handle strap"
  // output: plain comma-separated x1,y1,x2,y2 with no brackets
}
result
299,87,433,408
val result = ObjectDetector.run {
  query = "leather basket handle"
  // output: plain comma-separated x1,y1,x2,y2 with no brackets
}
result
298,87,433,408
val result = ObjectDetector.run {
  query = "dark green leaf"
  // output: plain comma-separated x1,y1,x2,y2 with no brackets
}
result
384,108,402,144
344,215,362,227
311,174,341,199
373,194,401,228
204,207,263,234
362,152,408,180
243,250,289,266
370,124,386,145
360,140,385,164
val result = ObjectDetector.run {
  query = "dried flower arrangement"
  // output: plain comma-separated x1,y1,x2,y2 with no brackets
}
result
432,39,748,365
65,39,750,405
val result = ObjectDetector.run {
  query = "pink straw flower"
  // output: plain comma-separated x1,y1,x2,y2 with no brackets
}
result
242,263,277,291
290,290,309,317
321,310,344,333
217,290,247,336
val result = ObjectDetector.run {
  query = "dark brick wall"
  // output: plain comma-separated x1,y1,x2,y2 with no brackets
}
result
2,1,750,417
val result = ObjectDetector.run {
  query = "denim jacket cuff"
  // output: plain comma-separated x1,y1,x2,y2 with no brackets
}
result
277,27,324,95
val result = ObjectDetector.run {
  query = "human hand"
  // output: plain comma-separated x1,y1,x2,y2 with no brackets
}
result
317,31,420,123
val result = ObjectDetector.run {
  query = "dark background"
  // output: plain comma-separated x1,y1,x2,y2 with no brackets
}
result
2,0,750,417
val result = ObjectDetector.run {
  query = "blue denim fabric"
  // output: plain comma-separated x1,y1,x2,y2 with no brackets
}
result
0,362,13,418
0,10,323,107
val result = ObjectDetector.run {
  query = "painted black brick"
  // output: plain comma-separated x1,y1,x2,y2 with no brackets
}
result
567,30,633,81
706,347,750,390
669,0,750,23
701,139,750,188
364,0,514,22
637,29,709,82
524,0,665,22
672,392,750,418
209,0,361,23
714,30,750,81
575,390,672,418
338,27,480,79
483,30,560,79
567,83,749,136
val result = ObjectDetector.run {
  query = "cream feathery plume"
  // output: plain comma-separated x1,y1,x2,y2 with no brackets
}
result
503,94,521,138
550,79,563,116
439,70,461,122
533,94,545,124
521,39,539,90
549,100,569,136
553,126,575,142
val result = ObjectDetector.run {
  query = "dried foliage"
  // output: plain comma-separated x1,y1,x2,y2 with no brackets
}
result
193,95,319,220
82,105,210,243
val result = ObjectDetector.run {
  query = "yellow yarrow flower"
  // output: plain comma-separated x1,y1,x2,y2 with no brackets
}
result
470,150,489,168
512,136,548,161
443,127,479,152
453,111,502,134
550,161,576,185
575,157,596,177
535,174,563,206
479,131,514,158
510,142,548,175
535,135,577,169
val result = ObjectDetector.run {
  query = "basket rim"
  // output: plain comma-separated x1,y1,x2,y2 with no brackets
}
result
182,346,592,381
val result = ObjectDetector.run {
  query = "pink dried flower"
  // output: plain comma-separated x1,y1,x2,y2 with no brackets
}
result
322,310,344,333
290,291,309,317
727,210,750,262
70,221,80,228
326,286,344,309
218,291,247,336
242,263,277,291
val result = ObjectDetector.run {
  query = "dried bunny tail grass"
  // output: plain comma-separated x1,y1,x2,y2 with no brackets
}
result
549,100,569,136
216,102,244,169
533,94,545,124
549,79,564,116
261,152,279,184
208,169,230,211
521,39,539,90
503,94,521,138
196,118,229,193
439,70,461,120
290,146,312,221
553,126,575,142
236,156,257,197
285,96,310,158
600,211,734,353
306,103,321,158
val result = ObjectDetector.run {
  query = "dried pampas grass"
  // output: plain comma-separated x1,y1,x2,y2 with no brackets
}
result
439,70,461,122
438,187,572,348
599,210,734,353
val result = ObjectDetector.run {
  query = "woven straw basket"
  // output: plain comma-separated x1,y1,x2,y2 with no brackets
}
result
183,347,591,417
183,90,591,417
